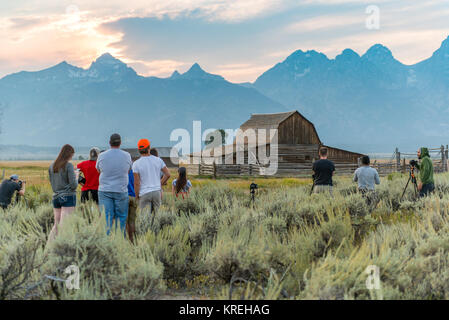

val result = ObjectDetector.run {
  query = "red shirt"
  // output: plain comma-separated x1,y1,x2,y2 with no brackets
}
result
77,160,100,191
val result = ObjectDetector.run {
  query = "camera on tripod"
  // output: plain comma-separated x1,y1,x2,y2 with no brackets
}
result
401,160,419,200
250,182,258,194
17,180,26,189
250,182,258,205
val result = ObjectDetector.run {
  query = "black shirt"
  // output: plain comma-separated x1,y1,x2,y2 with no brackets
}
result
312,159,335,186
0,180,21,207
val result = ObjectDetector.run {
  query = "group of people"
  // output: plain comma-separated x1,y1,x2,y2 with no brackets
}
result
0,143,437,237
45,133,192,242
312,146,435,198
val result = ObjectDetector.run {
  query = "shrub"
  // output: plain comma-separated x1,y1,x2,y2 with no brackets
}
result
145,222,194,282
203,227,271,282
43,212,164,299
0,237,44,300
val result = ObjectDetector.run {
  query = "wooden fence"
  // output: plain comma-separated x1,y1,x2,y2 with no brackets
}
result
183,145,449,177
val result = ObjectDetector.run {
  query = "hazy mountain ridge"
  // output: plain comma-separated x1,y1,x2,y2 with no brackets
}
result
1,37,449,155
253,36,449,151
0,55,286,149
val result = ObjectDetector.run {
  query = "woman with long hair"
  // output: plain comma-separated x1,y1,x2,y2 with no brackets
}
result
48,144,78,241
172,167,192,199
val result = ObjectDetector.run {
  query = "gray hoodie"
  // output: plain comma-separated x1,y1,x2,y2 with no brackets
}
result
49,162,78,199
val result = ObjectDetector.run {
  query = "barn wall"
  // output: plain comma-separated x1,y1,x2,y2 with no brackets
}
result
276,144,320,163
325,146,363,164
278,114,320,144
162,156,179,168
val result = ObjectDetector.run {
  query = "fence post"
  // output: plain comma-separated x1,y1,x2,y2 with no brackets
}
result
402,158,406,173
199,161,202,175
444,145,449,171
443,145,449,172
213,161,217,179
395,148,401,172
441,145,445,173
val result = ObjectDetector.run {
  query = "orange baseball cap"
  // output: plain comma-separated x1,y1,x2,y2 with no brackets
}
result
138,139,150,150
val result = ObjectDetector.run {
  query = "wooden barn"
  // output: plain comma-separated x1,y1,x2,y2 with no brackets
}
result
185,110,364,176
122,147,179,167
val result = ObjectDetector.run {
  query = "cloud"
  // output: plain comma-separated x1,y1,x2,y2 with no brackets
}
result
8,17,49,30
1,0,449,82
285,14,364,33
5,0,297,22
0,8,123,76
128,59,189,77
213,63,273,82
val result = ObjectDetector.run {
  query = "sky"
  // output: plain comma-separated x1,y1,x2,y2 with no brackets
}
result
1,0,449,83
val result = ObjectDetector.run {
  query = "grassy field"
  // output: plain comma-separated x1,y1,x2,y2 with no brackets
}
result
1,161,449,300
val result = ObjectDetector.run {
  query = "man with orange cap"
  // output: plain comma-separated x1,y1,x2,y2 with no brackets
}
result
132,138,170,224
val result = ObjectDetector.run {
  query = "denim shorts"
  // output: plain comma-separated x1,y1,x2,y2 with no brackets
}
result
53,194,76,209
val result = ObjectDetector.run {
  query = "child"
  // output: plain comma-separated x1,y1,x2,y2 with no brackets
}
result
172,167,192,199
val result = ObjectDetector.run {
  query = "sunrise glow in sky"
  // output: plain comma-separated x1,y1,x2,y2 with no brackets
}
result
1,0,449,82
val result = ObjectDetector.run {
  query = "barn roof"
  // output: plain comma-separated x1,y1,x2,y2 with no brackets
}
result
152,147,179,158
240,110,298,129
122,147,179,160
240,110,322,145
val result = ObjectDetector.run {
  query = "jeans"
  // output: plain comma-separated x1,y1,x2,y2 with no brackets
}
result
419,183,435,198
98,191,129,235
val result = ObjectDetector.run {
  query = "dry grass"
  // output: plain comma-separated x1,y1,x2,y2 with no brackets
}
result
0,161,313,193
2,159,449,300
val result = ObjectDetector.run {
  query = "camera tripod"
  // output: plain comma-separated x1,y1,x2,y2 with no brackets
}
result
15,192,28,208
250,182,258,207
309,175,316,196
401,166,419,200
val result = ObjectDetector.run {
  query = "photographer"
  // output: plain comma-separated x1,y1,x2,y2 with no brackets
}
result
0,174,25,209
312,147,335,196
414,147,435,197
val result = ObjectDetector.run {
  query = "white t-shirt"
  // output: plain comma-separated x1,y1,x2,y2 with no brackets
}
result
132,155,166,196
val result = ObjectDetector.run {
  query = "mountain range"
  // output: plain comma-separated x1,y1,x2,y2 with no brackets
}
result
1,36,449,155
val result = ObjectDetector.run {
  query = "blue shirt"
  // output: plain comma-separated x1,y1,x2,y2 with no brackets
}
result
353,166,380,191
172,179,192,193
128,169,136,197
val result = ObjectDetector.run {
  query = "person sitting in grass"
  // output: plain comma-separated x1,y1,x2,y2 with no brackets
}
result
172,167,192,199
353,155,380,193
353,155,380,207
